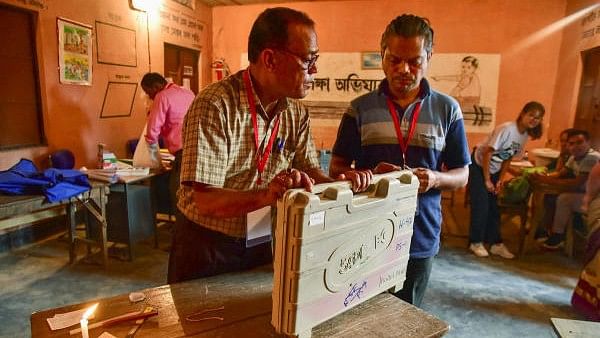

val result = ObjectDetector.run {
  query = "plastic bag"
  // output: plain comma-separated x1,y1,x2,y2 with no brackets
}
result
499,166,546,204
133,123,161,169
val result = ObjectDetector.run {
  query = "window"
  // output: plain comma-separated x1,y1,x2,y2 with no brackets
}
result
0,4,45,149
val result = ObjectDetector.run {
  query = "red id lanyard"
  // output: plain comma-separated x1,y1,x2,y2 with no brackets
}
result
243,70,281,185
386,98,422,167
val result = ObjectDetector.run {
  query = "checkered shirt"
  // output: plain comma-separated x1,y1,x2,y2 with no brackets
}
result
177,70,320,238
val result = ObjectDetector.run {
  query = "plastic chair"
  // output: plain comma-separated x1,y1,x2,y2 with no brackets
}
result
48,149,75,169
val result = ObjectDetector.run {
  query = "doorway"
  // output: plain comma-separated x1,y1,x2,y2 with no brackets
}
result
575,46,600,149
163,43,199,94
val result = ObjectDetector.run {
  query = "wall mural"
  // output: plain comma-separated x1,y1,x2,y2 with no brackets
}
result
241,52,500,133
430,53,501,133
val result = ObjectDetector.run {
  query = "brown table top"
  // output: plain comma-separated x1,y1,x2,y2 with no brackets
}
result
31,266,449,337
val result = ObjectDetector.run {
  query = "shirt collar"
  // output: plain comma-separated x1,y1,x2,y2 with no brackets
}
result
240,70,289,120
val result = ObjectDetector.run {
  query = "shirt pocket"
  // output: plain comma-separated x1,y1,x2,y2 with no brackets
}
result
266,146,295,176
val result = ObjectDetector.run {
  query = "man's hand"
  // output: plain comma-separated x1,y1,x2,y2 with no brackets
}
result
336,169,373,192
528,172,549,185
413,167,439,193
495,179,510,195
267,168,315,201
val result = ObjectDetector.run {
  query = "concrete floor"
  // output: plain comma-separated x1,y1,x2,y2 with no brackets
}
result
0,190,586,337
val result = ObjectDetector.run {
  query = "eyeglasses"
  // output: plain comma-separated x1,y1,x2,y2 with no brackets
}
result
277,49,319,71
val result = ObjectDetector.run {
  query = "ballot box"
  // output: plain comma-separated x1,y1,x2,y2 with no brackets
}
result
272,171,419,337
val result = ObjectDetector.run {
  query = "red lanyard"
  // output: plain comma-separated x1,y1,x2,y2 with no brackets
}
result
386,98,422,167
243,70,281,185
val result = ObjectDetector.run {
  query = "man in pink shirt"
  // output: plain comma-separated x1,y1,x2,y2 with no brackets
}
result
141,72,195,212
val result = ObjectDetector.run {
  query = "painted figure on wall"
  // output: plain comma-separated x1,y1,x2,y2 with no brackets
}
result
431,55,481,111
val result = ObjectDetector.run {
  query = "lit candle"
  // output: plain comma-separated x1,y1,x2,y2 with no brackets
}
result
80,317,88,338
80,303,98,338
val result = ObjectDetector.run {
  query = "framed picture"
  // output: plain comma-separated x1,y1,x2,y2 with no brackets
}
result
361,52,382,70
100,82,137,118
96,21,137,67
57,18,93,85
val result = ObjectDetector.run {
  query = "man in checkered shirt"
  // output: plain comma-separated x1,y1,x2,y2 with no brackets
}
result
168,8,370,283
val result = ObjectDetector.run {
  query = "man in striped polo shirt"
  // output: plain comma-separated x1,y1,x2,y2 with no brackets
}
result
330,14,470,307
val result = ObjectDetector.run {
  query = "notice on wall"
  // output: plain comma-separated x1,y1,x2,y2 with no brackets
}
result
159,2,204,50
580,7,600,51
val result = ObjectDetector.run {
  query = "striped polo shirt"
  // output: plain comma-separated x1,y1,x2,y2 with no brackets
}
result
333,78,471,258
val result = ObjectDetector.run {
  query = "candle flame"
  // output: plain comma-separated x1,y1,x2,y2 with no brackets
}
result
82,303,99,320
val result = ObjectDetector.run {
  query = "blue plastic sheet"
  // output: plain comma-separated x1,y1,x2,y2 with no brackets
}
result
0,159,90,203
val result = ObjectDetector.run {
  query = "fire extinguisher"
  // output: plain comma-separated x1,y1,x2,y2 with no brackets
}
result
211,59,230,82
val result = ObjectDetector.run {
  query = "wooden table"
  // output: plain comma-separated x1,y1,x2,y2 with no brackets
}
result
31,267,449,337
0,181,109,265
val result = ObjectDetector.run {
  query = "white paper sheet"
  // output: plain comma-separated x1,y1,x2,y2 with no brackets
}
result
246,206,272,248
46,308,94,331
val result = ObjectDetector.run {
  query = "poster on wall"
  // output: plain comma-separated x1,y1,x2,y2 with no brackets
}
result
57,17,92,86
240,52,500,133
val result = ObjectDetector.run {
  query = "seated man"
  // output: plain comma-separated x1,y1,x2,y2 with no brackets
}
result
534,128,576,240
546,128,576,173
530,129,600,249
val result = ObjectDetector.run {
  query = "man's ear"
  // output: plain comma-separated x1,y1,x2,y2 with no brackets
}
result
262,49,277,72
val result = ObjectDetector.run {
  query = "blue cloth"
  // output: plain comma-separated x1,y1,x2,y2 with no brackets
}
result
332,79,471,258
0,159,90,203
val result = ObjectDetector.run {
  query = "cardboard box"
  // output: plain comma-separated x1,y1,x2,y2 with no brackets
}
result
272,171,419,337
